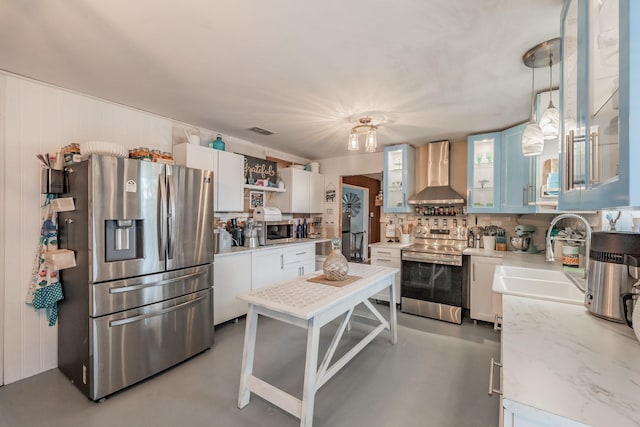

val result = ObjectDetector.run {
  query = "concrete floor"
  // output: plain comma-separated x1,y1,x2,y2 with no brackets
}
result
0,306,501,427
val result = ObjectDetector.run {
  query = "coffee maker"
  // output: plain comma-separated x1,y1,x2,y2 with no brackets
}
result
587,232,640,325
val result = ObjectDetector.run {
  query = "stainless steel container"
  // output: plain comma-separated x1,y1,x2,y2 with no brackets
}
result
585,232,640,324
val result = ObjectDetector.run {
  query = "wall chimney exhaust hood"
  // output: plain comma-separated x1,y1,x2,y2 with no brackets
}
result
408,140,466,205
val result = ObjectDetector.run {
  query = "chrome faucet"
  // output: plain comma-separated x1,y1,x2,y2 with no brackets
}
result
545,213,592,279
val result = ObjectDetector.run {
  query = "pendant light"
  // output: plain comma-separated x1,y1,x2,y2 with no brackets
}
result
521,38,560,156
539,52,560,140
521,66,544,156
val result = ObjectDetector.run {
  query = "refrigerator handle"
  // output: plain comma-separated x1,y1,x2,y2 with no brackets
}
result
167,173,176,260
109,294,207,327
158,173,167,259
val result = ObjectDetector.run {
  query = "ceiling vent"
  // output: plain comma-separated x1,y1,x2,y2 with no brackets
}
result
248,126,275,136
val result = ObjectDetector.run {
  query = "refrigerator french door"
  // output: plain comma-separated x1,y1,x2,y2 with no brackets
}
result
58,155,214,400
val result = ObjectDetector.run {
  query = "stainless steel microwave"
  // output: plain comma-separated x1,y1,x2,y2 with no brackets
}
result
256,220,296,245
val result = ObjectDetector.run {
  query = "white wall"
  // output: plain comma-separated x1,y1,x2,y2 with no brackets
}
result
0,72,305,385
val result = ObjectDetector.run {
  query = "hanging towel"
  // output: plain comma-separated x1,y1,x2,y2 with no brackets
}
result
26,194,64,326
32,282,64,326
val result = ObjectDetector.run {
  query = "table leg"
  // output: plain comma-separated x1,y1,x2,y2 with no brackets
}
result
238,305,258,408
300,318,320,427
389,279,397,344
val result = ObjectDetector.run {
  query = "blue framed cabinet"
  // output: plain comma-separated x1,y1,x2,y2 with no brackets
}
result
468,132,501,213
383,144,415,213
559,0,639,210
467,125,537,214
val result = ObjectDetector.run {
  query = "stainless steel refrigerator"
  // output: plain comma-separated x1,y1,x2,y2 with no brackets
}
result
57,155,214,400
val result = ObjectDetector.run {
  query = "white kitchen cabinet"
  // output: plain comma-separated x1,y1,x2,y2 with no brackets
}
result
273,167,324,213
251,248,284,290
215,150,245,212
308,172,325,213
503,399,589,427
173,143,244,212
251,243,316,288
282,243,316,280
214,252,251,325
470,255,503,322
369,246,401,305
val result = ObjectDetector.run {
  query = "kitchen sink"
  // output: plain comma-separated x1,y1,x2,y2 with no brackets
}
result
492,266,585,305
497,266,568,283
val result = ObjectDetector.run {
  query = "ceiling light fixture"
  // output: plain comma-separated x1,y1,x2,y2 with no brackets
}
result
348,117,378,152
521,38,560,156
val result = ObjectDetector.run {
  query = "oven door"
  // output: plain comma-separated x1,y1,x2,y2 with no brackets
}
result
401,259,463,308
401,248,467,323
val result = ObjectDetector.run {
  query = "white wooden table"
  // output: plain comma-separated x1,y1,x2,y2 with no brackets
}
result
236,263,399,427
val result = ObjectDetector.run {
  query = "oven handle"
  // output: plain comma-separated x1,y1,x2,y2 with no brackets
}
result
109,294,207,327
402,254,462,266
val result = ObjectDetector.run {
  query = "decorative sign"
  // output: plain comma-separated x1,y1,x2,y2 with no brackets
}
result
249,191,264,210
325,182,336,203
244,155,277,186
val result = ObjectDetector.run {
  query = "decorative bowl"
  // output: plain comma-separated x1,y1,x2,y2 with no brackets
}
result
510,236,530,251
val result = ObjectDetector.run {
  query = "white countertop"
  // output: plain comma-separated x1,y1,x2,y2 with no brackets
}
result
502,295,640,426
368,241,413,249
215,238,330,258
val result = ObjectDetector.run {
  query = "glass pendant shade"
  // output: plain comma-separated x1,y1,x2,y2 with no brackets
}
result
521,38,561,156
521,122,545,156
539,103,559,139
348,132,359,151
364,130,377,152
521,61,544,156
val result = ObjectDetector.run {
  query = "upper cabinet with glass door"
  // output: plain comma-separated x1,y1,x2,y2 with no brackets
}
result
559,0,639,209
467,132,501,213
383,144,415,213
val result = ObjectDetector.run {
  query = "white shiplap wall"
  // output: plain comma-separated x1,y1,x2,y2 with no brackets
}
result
0,73,172,384
0,72,309,386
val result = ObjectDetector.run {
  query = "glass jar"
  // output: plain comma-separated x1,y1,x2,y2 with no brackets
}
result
323,237,349,281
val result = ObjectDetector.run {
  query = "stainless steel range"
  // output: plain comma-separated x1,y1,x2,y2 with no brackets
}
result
401,220,467,324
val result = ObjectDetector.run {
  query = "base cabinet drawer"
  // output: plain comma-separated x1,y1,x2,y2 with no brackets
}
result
283,243,315,264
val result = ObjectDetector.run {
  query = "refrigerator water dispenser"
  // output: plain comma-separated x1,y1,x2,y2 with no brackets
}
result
105,219,143,261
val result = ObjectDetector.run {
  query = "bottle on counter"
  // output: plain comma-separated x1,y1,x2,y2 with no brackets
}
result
468,230,475,248
296,220,302,239
302,217,307,238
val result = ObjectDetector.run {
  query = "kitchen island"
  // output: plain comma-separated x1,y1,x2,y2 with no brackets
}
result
236,263,399,427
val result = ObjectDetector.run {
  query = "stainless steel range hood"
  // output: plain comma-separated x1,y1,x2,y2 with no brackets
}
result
408,140,466,205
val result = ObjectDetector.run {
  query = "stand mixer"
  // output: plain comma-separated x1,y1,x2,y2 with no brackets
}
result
514,224,539,253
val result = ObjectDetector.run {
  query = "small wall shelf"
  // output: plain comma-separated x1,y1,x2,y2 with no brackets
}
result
244,184,286,193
